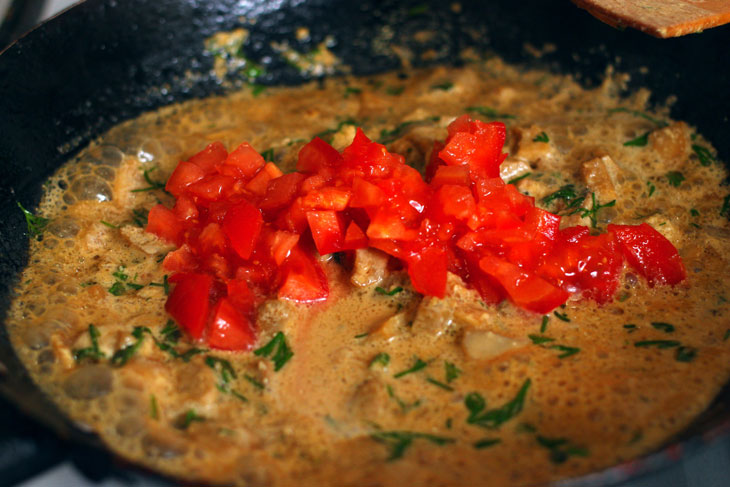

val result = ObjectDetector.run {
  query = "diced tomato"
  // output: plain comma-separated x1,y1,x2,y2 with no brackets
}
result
197,223,227,255
301,187,352,211
425,140,446,183
146,204,184,244
274,197,309,234
173,195,199,222
439,119,506,178
608,223,686,286
350,177,385,208
433,184,476,222
301,174,328,194
165,273,213,340
537,232,623,303
367,211,418,241
408,245,448,298
270,230,300,265
342,221,368,250
186,174,236,201
165,161,206,196
226,279,256,312
153,119,687,349
187,141,228,172
245,167,274,196
207,297,256,351
430,165,470,188
259,173,305,211
223,142,265,179
263,162,284,179
278,246,329,303
222,200,263,260
297,137,343,172
162,244,198,273
479,253,569,313
307,210,344,255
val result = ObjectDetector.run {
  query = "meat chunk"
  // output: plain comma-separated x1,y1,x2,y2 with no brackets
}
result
580,155,623,202
410,295,453,338
461,329,528,362
499,157,531,183
351,248,389,287
121,225,175,255
81,222,113,251
370,312,409,341
649,122,690,164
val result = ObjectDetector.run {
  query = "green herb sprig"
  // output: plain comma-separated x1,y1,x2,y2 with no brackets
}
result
370,430,454,461
254,332,294,371
464,379,531,429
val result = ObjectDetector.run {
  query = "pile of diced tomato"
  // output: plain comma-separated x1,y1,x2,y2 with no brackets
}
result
146,115,686,351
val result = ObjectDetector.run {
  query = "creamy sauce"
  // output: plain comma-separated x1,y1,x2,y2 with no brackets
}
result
7,59,730,486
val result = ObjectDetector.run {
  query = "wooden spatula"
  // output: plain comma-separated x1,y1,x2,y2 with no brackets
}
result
572,0,730,38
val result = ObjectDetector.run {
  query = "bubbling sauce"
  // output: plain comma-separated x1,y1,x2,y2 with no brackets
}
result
7,59,730,486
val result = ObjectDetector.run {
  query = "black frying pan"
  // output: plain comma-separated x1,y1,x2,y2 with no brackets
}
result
1,0,729,485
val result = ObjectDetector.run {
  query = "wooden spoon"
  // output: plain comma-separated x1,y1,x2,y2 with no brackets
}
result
572,0,730,38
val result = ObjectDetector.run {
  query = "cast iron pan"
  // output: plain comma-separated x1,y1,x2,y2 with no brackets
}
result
1,0,729,485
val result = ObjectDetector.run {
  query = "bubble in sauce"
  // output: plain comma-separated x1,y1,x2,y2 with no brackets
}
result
63,365,114,400
70,176,113,202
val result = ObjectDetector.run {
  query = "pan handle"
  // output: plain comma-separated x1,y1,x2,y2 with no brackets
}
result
0,0,46,50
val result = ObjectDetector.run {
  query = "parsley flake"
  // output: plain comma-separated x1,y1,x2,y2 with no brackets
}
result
369,352,390,368
17,202,49,239
254,332,294,371
651,322,675,333
73,324,105,363
692,144,715,166
375,286,403,296
666,171,685,187
623,132,649,147
370,430,454,461
393,357,428,378
533,132,549,143
464,378,531,429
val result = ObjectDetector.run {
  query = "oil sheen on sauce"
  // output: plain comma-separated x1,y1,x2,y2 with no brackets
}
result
7,59,730,486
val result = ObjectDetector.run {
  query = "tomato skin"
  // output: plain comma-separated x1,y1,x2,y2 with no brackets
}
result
480,254,569,313
306,210,344,255
608,223,687,286
188,141,228,172
278,246,329,303
297,137,343,172
207,297,256,351
165,273,214,340
146,204,185,244
222,200,263,260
